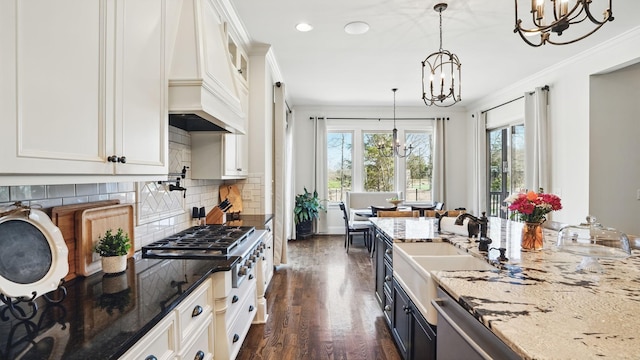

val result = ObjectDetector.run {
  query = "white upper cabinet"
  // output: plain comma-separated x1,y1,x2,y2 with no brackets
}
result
0,0,168,178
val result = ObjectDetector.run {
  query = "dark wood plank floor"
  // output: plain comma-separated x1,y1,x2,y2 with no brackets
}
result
237,235,401,360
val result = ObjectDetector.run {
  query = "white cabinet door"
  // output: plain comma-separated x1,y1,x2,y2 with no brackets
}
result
0,0,167,176
115,0,167,175
223,134,247,177
0,0,112,175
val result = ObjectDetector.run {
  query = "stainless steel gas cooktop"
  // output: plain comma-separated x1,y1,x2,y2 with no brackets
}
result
141,225,255,258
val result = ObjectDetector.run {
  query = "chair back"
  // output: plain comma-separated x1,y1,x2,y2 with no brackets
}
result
434,202,445,211
411,205,435,217
377,210,420,218
424,209,466,218
371,205,397,216
339,202,350,225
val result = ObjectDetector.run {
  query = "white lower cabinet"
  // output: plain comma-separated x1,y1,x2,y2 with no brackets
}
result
119,312,178,360
120,279,212,360
178,314,214,360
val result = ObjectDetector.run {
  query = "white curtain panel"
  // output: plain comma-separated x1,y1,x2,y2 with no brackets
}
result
473,112,487,215
432,117,446,204
524,87,550,193
313,117,328,233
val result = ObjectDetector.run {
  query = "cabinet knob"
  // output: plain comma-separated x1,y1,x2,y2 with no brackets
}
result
384,275,392,282
237,168,242,171
249,305,254,312
192,305,203,317
108,155,118,162
232,295,239,303
232,333,240,343
384,305,391,312
118,156,126,163
145,356,157,360
194,350,205,360
249,274,254,280
385,249,392,255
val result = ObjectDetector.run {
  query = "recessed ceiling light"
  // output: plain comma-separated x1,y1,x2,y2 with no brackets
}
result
344,21,370,35
295,23,313,32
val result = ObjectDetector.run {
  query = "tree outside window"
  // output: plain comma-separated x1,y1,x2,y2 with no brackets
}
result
327,132,352,201
405,132,433,201
363,133,394,191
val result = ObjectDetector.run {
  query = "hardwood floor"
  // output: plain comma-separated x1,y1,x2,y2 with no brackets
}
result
237,235,401,360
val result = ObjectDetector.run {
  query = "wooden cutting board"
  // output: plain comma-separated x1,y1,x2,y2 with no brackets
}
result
50,200,120,280
75,204,134,276
219,184,243,213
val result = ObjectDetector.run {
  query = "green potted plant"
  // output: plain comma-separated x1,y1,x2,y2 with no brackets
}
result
94,228,131,274
293,187,326,239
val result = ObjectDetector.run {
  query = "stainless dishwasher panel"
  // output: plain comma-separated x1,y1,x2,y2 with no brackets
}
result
432,288,521,360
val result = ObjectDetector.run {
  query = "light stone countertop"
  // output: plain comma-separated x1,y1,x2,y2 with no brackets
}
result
368,216,640,360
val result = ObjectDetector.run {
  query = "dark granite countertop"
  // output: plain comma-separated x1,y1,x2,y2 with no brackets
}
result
0,256,238,360
227,214,273,230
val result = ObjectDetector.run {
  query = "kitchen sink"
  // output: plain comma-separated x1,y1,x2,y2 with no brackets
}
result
393,244,496,325
394,241,467,256
411,255,495,272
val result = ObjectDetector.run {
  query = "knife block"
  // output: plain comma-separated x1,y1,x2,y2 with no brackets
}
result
206,207,226,225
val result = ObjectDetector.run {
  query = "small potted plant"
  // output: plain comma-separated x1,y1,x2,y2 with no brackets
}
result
293,187,326,239
94,228,131,274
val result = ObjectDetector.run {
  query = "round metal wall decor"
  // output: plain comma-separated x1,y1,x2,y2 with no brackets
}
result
0,209,69,299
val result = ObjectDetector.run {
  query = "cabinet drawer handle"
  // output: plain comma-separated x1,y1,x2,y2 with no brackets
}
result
192,305,203,317
249,305,254,312
108,155,118,163
232,295,239,303
237,168,242,171
145,356,157,360
194,350,205,360
233,333,240,343
384,275,391,282
118,155,126,163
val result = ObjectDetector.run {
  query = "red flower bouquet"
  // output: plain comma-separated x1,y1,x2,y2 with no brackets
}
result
504,190,562,223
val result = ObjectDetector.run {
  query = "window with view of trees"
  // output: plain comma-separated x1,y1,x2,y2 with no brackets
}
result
363,133,394,192
325,120,433,203
327,132,353,201
404,132,433,202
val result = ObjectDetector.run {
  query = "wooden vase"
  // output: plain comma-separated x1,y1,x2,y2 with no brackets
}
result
521,222,544,251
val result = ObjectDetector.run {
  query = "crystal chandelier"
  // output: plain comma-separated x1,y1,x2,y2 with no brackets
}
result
514,0,614,47
422,2,461,108
378,88,413,158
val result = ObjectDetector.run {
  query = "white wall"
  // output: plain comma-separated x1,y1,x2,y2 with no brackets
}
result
589,62,640,235
466,26,640,230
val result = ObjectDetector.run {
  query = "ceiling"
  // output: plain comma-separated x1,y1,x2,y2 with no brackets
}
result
230,0,640,108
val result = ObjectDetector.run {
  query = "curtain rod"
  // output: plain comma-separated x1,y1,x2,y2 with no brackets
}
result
480,85,549,115
310,117,438,121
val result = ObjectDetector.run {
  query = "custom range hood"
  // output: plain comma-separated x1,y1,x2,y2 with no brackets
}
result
168,0,246,134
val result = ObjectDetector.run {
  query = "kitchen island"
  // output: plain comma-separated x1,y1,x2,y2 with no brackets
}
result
369,216,640,359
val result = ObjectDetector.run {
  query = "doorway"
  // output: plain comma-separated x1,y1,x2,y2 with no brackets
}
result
487,125,525,218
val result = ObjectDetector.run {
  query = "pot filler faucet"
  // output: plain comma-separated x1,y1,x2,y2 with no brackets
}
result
168,178,187,198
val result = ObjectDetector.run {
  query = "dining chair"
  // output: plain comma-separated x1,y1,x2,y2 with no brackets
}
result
377,210,420,218
411,205,436,217
370,205,397,217
339,202,372,253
